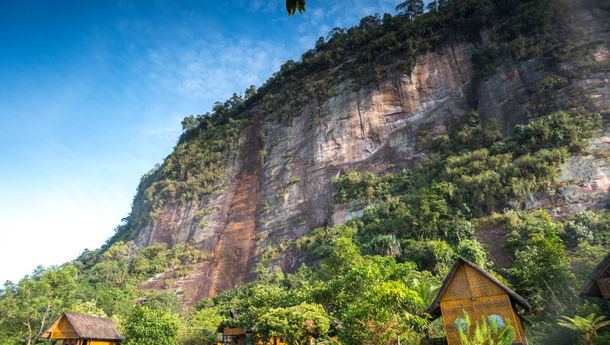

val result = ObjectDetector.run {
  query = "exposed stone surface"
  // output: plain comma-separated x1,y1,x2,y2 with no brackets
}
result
128,10,609,306
534,129,610,218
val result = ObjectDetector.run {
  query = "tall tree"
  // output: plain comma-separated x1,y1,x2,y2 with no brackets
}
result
396,0,424,20
256,303,331,345
0,265,77,345
124,306,179,345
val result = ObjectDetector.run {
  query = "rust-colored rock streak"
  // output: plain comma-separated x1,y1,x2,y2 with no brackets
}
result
129,9,609,305
203,114,263,298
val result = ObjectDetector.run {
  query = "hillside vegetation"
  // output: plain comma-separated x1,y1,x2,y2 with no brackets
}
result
1,0,609,344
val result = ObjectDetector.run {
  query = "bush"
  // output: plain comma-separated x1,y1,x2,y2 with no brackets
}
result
563,221,595,248
362,234,402,257
503,211,576,312
143,291,181,315
400,240,455,273
456,239,488,268
124,306,179,345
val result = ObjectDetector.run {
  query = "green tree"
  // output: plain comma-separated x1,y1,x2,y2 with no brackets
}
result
70,299,108,318
504,211,575,312
177,306,222,345
0,265,77,345
181,115,198,132
124,306,179,345
396,0,424,20
245,85,256,99
143,291,181,315
317,238,428,344
256,302,331,345
558,313,610,345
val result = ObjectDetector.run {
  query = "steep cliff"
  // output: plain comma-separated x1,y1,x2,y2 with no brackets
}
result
110,1,609,305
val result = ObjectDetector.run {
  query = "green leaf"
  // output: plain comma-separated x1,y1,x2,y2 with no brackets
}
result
286,0,305,16
286,0,297,16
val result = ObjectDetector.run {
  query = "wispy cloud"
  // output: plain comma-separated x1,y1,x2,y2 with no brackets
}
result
249,0,284,13
294,0,397,49
142,0,397,110
0,0,407,285
145,37,291,105
141,118,182,140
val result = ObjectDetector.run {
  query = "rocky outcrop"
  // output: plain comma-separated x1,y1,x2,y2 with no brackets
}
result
130,9,609,305
258,41,473,244
525,129,610,217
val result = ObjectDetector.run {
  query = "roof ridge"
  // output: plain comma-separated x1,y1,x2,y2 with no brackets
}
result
578,252,610,297
423,257,531,319
42,311,124,341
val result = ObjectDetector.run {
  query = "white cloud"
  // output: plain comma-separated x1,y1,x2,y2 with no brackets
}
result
249,0,283,13
135,1,401,113
145,38,290,106
0,1,409,285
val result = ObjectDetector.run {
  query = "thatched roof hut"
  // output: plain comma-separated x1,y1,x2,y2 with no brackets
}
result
424,257,531,345
424,257,531,318
42,312,123,345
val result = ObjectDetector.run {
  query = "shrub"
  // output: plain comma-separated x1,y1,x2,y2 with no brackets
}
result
124,306,179,345
503,211,576,312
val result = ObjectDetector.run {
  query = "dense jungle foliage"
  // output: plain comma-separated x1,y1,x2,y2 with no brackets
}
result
1,0,609,344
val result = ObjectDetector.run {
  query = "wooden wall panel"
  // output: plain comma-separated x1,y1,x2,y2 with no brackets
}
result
51,317,79,339
440,295,525,345
441,265,471,302
464,265,504,298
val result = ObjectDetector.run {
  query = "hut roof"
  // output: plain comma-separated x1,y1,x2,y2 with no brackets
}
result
423,257,532,319
42,312,124,341
216,309,241,333
578,252,610,298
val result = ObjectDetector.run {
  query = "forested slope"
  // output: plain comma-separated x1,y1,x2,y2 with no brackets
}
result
1,0,609,344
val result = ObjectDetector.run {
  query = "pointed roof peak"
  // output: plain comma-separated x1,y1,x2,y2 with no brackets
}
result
424,257,531,318
42,312,123,341
578,252,610,297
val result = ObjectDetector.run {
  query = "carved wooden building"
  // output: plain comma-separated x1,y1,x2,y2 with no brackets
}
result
424,257,532,345
41,312,123,345
578,252,610,310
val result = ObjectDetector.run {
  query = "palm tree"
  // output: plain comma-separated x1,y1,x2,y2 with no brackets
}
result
558,313,610,345
411,279,438,308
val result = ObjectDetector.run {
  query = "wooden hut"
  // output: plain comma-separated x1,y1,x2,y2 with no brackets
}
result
578,252,610,310
216,326,287,345
216,309,246,345
41,312,123,345
216,310,286,345
423,257,532,345
216,325,247,345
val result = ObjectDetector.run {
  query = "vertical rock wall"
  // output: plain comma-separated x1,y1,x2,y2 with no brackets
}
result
132,9,609,304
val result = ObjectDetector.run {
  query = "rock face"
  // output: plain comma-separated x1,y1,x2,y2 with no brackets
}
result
258,42,474,244
130,10,610,305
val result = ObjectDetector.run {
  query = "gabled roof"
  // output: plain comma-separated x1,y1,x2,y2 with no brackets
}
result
42,312,124,341
423,257,532,318
216,309,242,333
578,252,610,298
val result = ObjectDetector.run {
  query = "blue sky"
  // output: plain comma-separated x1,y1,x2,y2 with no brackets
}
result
0,0,402,284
